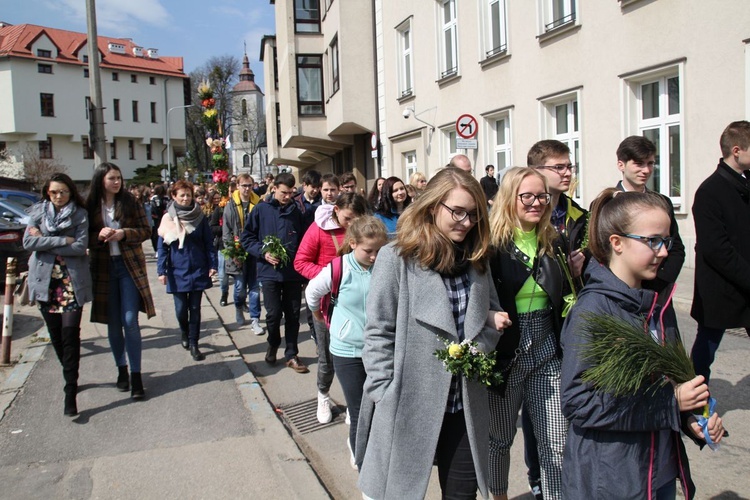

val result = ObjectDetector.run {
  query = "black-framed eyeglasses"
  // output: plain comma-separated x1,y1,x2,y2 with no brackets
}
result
535,163,577,174
517,192,552,206
618,233,674,251
440,202,480,223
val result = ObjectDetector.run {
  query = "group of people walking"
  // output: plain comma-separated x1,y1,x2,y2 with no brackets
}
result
25,120,750,499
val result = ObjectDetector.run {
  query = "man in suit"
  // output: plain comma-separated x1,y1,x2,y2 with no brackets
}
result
691,120,750,383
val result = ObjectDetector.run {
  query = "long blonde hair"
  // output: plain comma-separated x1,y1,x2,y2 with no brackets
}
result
396,168,490,274
488,167,557,255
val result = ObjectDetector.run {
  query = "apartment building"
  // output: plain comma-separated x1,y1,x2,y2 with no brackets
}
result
0,22,189,181
261,0,378,185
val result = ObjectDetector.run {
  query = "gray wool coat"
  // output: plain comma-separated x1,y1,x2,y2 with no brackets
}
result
356,243,502,500
23,202,92,306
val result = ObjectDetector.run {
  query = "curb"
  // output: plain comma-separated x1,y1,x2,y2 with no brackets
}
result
0,326,49,423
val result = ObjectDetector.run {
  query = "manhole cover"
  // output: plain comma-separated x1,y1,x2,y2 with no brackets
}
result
278,398,345,435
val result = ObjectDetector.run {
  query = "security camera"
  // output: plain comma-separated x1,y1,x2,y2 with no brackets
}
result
402,108,412,119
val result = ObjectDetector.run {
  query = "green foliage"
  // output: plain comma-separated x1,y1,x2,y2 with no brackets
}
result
261,235,290,269
579,312,695,397
131,164,166,185
434,338,504,387
221,235,248,263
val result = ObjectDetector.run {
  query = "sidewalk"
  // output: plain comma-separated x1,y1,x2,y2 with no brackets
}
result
0,250,328,499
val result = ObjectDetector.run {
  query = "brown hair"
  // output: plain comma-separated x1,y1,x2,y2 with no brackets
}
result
339,215,388,256
719,120,750,158
170,180,194,197
526,139,570,167
395,168,490,274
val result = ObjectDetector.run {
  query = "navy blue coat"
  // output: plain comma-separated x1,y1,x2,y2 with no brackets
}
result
241,199,304,283
560,260,698,499
157,217,217,293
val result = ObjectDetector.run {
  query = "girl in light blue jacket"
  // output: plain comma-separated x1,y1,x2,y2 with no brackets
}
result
306,216,388,469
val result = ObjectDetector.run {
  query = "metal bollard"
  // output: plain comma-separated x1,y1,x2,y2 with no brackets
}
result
0,257,17,366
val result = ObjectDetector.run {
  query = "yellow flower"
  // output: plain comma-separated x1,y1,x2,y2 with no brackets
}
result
204,108,217,118
448,343,463,359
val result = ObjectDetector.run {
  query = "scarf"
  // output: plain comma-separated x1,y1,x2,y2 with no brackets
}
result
231,190,249,228
158,201,204,249
442,241,472,278
43,200,76,234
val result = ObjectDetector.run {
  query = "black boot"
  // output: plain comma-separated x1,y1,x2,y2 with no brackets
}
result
130,372,145,400
181,331,189,350
61,326,80,416
64,390,78,416
219,292,228,307
190,345,205,361
116,365,129,392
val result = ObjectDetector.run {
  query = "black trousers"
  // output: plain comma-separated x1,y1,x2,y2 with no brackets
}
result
436,410,478,500
262,280,302,360
40,308,82,396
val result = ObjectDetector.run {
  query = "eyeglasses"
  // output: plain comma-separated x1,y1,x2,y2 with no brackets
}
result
517,192,552,206
535,164,577,174
618,234,674,251
239,183,253,189
440,202,480,224
48,190,70,197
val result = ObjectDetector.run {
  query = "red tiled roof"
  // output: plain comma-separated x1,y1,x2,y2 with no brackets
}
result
0,23,186,78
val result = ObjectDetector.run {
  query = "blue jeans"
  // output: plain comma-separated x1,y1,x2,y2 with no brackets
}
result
217,252,229,294
691,323,726,384
173,291,203,346
107,257,143,372
234,260,260,318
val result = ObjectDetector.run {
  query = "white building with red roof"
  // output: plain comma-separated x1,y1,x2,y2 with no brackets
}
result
0,22,189,182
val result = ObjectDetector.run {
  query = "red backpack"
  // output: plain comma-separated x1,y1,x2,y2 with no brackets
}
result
320,256,344,328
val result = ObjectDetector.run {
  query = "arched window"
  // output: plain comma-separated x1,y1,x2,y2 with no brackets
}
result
243,129,249,142
241,99,247,116
243,154,250,168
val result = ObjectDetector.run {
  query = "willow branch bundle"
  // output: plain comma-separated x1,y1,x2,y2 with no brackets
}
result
579,312,696,397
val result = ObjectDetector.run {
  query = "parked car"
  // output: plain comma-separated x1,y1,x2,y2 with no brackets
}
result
0,199,30,225
0,216,29,283
0,189,41,208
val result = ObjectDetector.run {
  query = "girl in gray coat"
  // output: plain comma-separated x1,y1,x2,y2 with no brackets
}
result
357,168,510,499
23,174,91,417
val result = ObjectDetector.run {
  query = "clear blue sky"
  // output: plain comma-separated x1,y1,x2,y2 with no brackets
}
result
2,0,276,88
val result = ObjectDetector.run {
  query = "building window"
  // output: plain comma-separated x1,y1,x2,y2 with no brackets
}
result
113,99,120,121
484,0,508,58
296,55,324,115
242,99,248,116
442,126,458,164
38,63,52,74
111,139,117,159
396,20,414,98
541,90,581,199
623,65,684,204
83,68,89,78
146,144,152,160
82,137,94,159
404,151,418,179
149,76,156,85
330,36,340,94
40,93,54,117
242,129,249,142
85,96,91,120
131,74,137,83
132,100,139,122
489,113,512,177
275,102,282,146
294,0,321,33
128,140,135,160
112,72,119,81
82,55,89,63
0,141,6,153
39,137,53,159
440,0,458,78
150,102,157,123
36,49,52,58
273,46,279,90
243,154,250,168
541,0,577,33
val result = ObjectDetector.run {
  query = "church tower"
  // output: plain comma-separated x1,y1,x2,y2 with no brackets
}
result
230,49,266,176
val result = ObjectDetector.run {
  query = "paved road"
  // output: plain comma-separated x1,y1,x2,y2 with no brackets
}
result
1,254,748,499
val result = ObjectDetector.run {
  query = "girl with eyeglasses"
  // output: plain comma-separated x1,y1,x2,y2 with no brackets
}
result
559,188,724,500
486,167,569,500
24,174,92,417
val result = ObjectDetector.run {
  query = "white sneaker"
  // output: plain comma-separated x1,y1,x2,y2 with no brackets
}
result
317,391,332,424
250,318,265,336
345,408,351,425
346,437,357,470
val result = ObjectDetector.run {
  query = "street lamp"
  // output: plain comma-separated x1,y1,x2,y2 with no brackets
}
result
167,104,194,182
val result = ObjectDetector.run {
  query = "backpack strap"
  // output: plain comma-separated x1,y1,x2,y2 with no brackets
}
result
330,255,344,303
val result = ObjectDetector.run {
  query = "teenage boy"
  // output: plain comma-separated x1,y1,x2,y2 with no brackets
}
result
691,121,750,383
242,173,308,373
320,173,340,205
339,172,357,194
293,169,322,230
223,173,264,335
614,135,685,292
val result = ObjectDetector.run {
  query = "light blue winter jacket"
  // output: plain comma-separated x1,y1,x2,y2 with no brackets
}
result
329,252,372,358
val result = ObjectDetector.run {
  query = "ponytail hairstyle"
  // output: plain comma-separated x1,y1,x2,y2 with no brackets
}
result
331,192,369,226
339,215,388,256
588,188,671,265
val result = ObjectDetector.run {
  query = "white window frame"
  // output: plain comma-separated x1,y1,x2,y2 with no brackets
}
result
540,89,582,201
538,0,577,34
622,63,685,209
482,0,508,59
404,151,418,179
439,0,458,79
396,19,414,98
485,111,512,180
441,126,458,165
